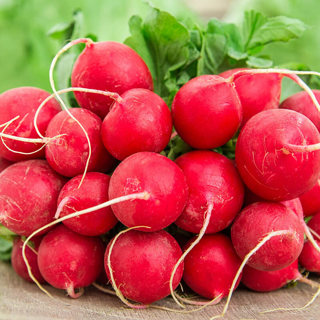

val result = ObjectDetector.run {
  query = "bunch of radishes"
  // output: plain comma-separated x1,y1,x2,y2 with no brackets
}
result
1,37,320,315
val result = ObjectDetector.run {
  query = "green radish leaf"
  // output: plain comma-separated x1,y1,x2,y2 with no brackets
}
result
125,6,199,103
246,55,273,68
243,11,307,52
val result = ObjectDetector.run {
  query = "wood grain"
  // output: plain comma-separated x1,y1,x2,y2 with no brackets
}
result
0,262,319,320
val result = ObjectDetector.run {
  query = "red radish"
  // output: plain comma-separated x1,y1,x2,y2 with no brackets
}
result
220,68,282,125
0,87,60,161
0,157,11,172
231,202,304,271
37,224,104,297
172,75,242,149
299,179,320,216
0,160,65,236
281,90,320,132
299,212,320,273
101,88,172,160
183,234,242,300
299,240,320,274
109,152,188,232
236,109,320,201
45,108,114,177
105,229,183,304
245,188,304,220
71,41,153,118
57,172,118,236
174,150,244,234
11,237,45,284
242,260,301,292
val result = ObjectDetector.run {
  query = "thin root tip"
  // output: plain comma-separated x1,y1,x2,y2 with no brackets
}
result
143,192,151,200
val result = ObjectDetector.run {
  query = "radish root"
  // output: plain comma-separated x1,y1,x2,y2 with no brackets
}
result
106,226,151,309
210,230,293,319
22,191,150,297
169,203,213,308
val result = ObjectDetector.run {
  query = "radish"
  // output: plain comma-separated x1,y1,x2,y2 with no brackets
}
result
174,150,244,234
0,87,60,161
109,152,188,232
71,41,153,118
300,212,320,273
299,179,320,216
281,90,320,132
0,160,65,236
236,109,320,201
105,229,183,305
220,68,282,125
37,224,104,298
0,157,11,172
245,188,304,220
241,260,317,292
182,234,242,301
231,202,304,271
11,237,45,284
57,172,118,236
101,88,172,161
171,75,242,149
45,108,114,177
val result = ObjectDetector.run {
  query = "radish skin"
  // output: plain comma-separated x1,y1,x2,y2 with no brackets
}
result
231,202,304,271
71,41,153,118
11,237,45,284
37,225,104,297
109,152,188,232
57,172,118,236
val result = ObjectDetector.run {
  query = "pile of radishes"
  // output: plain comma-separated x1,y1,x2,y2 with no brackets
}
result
2,37,320,316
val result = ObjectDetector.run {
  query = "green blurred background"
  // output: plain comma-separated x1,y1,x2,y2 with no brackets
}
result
0,0,319,92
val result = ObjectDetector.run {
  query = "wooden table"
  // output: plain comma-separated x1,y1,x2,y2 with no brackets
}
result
0,262,319,320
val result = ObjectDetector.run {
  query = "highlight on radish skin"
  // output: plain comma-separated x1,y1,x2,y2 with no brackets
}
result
45,108,115,177
109,152,188,232
105,229,184,304
37,225,104,298
0,87,60,162
57,172,118,236
11,237,45,284
236,109,320,201
231,202,304,271
71,41,153,118
0,160,65,236
174,150,244,234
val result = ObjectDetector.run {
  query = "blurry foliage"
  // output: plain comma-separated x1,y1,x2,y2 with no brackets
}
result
0,0,196,92
228,0,320,72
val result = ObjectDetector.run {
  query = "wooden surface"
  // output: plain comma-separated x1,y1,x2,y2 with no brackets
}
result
0,262,319,320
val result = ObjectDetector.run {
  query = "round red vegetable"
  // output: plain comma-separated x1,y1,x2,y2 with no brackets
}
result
109,152,188,232
105,230,183,304
101,88,172,160
172,75,242,149
58,172,118,236
236,109,320,201
175,150,244,234
183,234,242,300
71,41,153,118
0,159,65,236
45,108,114,177
11,236,45,284
38,225,104,296
0,87,60,162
